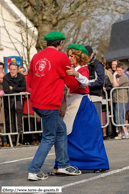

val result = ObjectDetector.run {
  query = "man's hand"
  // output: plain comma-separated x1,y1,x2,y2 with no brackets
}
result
9,86,13,90
116,78,119,82
114,71,118,76
66,66,79,78
113,71,119,87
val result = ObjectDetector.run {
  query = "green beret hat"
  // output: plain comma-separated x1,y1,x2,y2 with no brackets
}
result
44,31,66,41
68,44,88,55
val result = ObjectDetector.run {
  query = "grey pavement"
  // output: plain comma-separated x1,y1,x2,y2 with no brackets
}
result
0,139,129,194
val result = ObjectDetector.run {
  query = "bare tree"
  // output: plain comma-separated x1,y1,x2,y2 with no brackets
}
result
0,4,37,69
8,0,129,54
21,0,90,51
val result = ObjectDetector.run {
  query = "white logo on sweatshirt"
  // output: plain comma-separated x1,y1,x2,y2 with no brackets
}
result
35,58,51,77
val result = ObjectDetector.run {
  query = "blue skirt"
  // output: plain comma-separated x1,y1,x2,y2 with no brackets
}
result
54,95,109,170
67,95,109,170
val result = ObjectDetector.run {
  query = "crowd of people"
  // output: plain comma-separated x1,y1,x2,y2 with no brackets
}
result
100,59,129,139
0,62,42,147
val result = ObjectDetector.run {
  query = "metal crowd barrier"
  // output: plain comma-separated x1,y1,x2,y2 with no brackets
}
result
101,90,110,128
101,86,129,138
1,87,129,148
110,86,129,138
1,93,43,147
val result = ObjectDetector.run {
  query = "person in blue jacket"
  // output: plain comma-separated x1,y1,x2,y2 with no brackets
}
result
85,46,104,121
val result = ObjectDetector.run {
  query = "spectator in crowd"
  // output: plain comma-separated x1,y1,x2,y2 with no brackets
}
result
125,99,129,130
102,74,112,140
3,62,26,146
111,60,129,138
125,106,129,131
23,67,27,75
101,58,113,84
0,72,5,147
124,68,129,79
111,60,118,74
101,58,112,140
0,62,9,147
106,60,118,138
106,63,113,73
0,62,5,73
102,58,124,139
23,73,41,145
124,68,129,134
126,68,129,75
19,66,41,145
113,62,129,139
84,45,104,121
18,66,27,75
18,66,24,74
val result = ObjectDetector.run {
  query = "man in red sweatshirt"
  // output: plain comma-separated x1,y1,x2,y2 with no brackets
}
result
27,31,81,180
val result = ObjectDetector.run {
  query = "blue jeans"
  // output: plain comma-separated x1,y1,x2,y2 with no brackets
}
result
93,102,102,121
113,103,127,125
2,136,7,143
28,108,70,173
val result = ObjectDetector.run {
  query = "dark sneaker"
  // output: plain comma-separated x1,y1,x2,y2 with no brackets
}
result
28,171,48,181
57,166,81,175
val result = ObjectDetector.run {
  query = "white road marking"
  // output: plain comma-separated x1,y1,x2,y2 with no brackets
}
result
62,166,129,189
0,153,55,164
1,147,129,190
0,146,41,152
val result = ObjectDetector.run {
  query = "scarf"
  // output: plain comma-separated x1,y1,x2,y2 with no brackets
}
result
88,53,96,66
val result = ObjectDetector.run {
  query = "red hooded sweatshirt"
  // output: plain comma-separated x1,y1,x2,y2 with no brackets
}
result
27,47,80,110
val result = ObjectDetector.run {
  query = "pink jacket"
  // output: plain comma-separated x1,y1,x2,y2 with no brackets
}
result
0,90,4,97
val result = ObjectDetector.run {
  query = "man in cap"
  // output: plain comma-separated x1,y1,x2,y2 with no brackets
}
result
27,31,81,180
85,45,104,120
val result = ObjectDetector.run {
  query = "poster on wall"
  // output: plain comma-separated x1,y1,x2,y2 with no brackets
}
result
4,56,22,73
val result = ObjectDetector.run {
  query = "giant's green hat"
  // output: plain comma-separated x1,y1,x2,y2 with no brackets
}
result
44,31,66,41
68,44,88,55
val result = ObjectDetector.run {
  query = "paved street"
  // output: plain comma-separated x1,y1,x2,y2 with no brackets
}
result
0,139,129,194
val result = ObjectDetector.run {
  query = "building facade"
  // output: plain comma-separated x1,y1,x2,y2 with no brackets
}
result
0,0,38,69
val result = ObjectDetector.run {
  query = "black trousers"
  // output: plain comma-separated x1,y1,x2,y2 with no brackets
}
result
5,100,23,143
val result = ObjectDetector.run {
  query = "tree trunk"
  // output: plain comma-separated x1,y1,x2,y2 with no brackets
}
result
36,24,53,52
